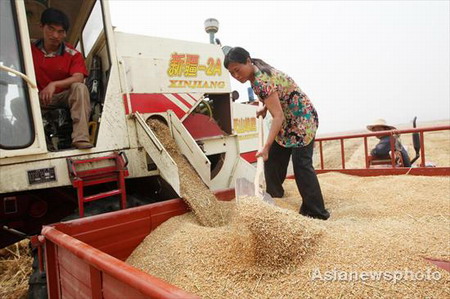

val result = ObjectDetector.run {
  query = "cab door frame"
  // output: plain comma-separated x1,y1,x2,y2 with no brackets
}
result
0,0,47,158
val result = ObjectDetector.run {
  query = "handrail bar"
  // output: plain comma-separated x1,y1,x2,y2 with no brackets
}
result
316,125,450,142
312,125,450,175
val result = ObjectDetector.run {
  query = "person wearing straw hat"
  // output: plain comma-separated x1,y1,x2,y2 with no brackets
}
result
224,47,330,220
367,119,411,167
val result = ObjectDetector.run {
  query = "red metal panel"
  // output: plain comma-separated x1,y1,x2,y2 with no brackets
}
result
59,264,91,299
42,226,199,298
287,167,450,177
118,167,127,210
363,137,369,168
74,217,149,246
389,136,396,167
124,93,186,118
186,93,198,103
83,189,122,202
171,93,193,109
58,247,92,298
103,273,150,299
314,125,450,175
240,150,257,163
425,258,450,272
39,194,246,297
146,207,188,233
54,205,152,236
54,200,189,260
74,175,119,187
100,235,149,262
319,141,324,169
315,167,450,176
213,188,236,201
89,266,102,299
45,240,60,299
72,157,116,165
76,166,117,178
81,219,150,260
420,131,426,167
68,153,128,217
316,125,450,141
182,113,224,139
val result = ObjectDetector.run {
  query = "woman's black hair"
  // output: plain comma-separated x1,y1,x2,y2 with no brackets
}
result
41,8,70,32
224,47,273,76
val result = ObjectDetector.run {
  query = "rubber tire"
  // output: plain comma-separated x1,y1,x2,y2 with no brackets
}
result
28,246,48,299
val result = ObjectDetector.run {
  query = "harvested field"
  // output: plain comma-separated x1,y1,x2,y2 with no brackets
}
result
0,240,31,299
128,174,450,298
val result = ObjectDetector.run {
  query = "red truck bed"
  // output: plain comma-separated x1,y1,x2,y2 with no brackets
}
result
38,193,231,299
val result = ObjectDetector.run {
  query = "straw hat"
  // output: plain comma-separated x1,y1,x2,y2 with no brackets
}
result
366,119,396,131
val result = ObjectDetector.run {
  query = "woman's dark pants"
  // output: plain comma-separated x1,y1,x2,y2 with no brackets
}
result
264,141,330,220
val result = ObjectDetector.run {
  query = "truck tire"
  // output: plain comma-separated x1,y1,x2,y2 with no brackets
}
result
28,246,48,299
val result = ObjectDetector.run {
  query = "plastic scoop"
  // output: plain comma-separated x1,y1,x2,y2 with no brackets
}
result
235,101,274,205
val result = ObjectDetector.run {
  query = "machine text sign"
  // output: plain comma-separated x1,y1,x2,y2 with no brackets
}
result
167,52,225,89
27,167,56,185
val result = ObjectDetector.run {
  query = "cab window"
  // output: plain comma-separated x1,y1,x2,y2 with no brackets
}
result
23,0,110,151
0,0,35,149
82,1,103,56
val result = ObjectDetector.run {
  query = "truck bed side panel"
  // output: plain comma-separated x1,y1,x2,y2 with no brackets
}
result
42,199,199,298
103,274,149,299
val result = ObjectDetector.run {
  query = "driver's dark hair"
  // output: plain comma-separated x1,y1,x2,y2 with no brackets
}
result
224,47,273,76
41,8,70,32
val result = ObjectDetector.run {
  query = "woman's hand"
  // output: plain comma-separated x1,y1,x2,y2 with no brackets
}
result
256,145,270,161
256,105,267,118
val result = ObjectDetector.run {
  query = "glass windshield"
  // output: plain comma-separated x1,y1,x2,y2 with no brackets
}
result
0,0,34,149
82,1,103,56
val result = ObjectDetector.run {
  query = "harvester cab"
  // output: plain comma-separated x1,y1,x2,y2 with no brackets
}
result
0,0,257,248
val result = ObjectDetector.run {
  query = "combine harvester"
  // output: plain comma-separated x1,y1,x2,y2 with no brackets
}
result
1,0,259,296
1,0,448,298
0,0,258,247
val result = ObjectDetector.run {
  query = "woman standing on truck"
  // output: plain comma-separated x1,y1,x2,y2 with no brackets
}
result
225,47,329,220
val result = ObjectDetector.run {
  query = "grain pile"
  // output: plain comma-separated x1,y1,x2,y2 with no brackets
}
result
0,240,32,299
127,173,449,298
236,197,322,271
147,118,227,227
127,197,323,295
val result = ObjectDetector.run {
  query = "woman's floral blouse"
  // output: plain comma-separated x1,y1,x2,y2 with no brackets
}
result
251,68,318,147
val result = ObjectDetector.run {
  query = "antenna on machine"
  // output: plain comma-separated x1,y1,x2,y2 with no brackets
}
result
204,18,219,44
